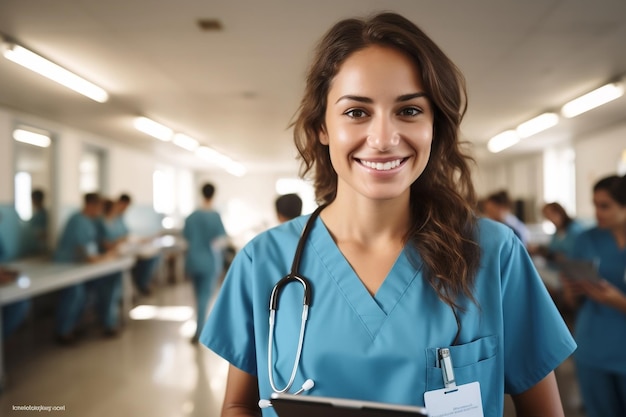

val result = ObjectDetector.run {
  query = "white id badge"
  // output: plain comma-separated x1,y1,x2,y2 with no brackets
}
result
424,381,484,417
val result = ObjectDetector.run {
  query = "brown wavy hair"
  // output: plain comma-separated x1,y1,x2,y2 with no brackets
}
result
292,12,480,311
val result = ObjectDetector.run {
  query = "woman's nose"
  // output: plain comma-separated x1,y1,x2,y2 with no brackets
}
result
366,117,400,151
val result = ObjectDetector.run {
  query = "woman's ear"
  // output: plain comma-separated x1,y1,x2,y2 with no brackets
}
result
319,126,329,145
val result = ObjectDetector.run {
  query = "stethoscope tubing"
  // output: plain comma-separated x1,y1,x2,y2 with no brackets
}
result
266,206,324,394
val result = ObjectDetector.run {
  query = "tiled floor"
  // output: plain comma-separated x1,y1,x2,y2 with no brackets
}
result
1,280,586,416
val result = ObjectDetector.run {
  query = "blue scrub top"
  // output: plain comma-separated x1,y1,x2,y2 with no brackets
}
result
571,227,626,373
96,216,128,251
548,220,585,259
183,209,226,276
54,212,99,262
29,208,48,232
201,215,576,417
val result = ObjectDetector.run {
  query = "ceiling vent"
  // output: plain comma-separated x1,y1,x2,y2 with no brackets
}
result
197,19,223,32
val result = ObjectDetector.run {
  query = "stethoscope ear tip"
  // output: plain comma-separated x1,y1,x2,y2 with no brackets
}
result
258,399,272,409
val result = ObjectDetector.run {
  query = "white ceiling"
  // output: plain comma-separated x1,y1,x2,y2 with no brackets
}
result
1,0,625,173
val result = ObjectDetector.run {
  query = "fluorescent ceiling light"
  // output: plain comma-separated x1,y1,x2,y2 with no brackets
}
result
196,146,247,177
13,128,51,148
487,130,520,153
516,112,559,138
133,117,173,141
172,133,199,151
1,41,108,103
561,83,624,118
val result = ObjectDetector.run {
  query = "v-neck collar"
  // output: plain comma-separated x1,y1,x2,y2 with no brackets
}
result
308,216,423,338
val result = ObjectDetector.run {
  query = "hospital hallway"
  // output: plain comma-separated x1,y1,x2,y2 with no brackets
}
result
0,280,586,417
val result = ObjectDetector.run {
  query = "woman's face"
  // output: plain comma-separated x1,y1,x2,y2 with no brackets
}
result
593,189,626,229
543,207,562,228
320,45,434,203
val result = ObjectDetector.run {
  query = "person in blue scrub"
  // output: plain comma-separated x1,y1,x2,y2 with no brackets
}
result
539,202,585,262
1,237,31,339
183,183,227,344
94,198,126,336
482,190,531,246
200,13,576,417
25,188,49,255
561,175,626,417
528,202,585,266
54,192,117,344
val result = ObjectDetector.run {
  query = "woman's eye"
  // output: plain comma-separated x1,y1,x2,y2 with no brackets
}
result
399,107,421,117
345,109,367,118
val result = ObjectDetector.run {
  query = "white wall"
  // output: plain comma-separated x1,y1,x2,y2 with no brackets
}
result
0,111,13,203
574,121,626,220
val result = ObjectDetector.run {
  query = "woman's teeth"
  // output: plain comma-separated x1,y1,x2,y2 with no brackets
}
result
360,159,402,171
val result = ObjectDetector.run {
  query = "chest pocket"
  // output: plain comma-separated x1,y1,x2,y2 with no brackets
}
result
426,335,498,414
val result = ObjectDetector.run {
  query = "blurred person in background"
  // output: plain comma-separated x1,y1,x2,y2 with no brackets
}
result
275,193,303,223
482,190,530,246
529,202,585,264
25,188,49,255
561,174,626,417
93,198,126,336
53,192,118,344
1,236,31,339
183,183,228,344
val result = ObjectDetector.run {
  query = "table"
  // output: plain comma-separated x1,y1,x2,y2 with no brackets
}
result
0,256,134,390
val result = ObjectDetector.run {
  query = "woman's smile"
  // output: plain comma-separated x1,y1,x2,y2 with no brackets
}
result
355,157,409,172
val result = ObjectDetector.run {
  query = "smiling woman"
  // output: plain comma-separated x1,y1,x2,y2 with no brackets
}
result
200,11,576,417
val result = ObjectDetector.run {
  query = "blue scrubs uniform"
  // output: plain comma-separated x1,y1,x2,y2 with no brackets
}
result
26,208,48,255
201,216,576,417
54,212,100,336
571,227,626,417
94,217,126,330
548,220,585,260
183,209,226,339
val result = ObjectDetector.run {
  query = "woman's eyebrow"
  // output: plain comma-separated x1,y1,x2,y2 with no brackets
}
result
397,92,428,102
335,95,372,104
335,92,427,104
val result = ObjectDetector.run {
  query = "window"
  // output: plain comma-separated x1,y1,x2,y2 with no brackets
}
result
80,147,106,193
153,166,175,215
543,147,576,216
14,171,32,221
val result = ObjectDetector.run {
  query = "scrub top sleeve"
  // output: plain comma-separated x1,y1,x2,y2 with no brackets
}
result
200,246,258,376
500,235,576,395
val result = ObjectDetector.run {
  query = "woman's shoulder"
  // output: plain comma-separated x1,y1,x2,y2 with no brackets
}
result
242,214,310,253
475,216,518,249
576,225,609,242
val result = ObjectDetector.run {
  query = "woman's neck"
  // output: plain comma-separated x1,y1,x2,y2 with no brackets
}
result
321,195,410,246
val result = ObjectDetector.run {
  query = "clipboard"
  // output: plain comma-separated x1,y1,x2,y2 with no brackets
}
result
558,259,602,282
270,393,429,417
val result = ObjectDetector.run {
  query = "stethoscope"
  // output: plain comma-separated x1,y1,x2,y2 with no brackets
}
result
257,204,463,409
258,205,324,409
